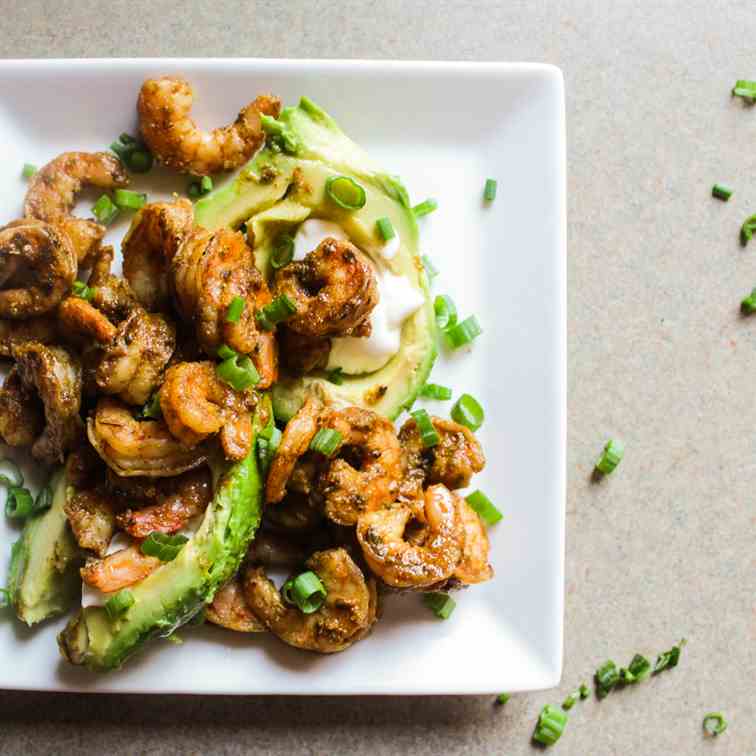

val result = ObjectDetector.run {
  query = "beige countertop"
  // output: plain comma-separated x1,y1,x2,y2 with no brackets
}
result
1,1,754,754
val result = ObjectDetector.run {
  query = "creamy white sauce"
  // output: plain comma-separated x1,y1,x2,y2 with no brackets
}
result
379,231,401,260
293,219,348,261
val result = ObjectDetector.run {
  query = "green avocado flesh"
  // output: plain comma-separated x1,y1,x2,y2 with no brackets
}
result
57,398,268,671
195,98,437,421
7,469,82,626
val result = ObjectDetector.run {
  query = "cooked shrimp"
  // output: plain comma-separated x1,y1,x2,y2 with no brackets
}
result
0,316,58,356
96,309,176,405
137,75,281,175
356,484,463,589
58,297,118,344
453,498,493,585
116,466,212,538
0,219,76,317
317,407,404,526
399,416,485,492
64,490,117,557
278,327,331,373
264,491,324,533
0,367,44,447
273,238,378,338
13,342,83,464
243,548,375,653
122,198,194,311
80,544,160,593
88,397,208,477
247,531,308,569
65,445,106,490
170,227,277,387
23,151,129,265
265,394,324,504
206,576,265,633
88,245,140,322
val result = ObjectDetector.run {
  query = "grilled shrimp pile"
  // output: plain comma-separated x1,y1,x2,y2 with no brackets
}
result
0,75,493,656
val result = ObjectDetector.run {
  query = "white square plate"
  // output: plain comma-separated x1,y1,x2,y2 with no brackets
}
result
0,59,565,695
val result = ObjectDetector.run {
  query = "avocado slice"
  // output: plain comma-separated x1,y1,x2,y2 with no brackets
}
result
195,99,437,421
57,398,269,671
7,469,82,626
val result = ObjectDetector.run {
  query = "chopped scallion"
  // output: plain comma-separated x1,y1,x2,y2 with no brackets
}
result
702,713,727,737
423,592,456,619
256,294,298,331
579,683,590,699
496,693,510,705
325,175,367,210
445,315,482,349
225,295,246,323
741,214,756,245
410,409,440,448
624,653,651,683
201,175,213,193
105,589,135,620
412,198,438,218
113,189,147,210
260,114,301,154
326,367,344,385
561,694,576,711
595,439,624,475
434,294,457,330
216,354,260,391
22,163,37,179
711,184,733,201
92,194,119,225
309,428,343,457
376,216,396,241
532,704,567,746
484,178,497,202
136,394,162,420
72,280,94,301
141,532,188,562
419,383,452,400
217,344,237,361
451,393,484,431
652,638,686,674
282,571,326,614
465,490,502,526
732,79,756,100
741,287,756,314
595,659,620,699
33,485,53,515
271,234,295,269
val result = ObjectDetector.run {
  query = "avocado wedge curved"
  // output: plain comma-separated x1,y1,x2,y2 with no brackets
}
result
57,398,269,671
195,99,437,421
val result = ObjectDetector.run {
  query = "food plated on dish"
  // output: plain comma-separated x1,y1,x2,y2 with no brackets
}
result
0,72,499,670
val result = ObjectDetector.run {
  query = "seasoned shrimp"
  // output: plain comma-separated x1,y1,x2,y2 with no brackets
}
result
264,491,324,533
265,394,324,504
243,548,376,653
0,367,44,447
58,297,118,344
399,416,485,492
88,397,208,477
13,342,83,464
170,227,277,387
356,484,463,589
247,531,308,569
0,316,58,356
64,490,117,557
0,219,76,317
88,245,140,322
24,151,129,265
122,198,194,311
116,466,212,538
273,238,378,338
317,407,404,526
206,576,265,633
137,75,281,175
159,361,255,461
80,544,160,593
453,498,493,585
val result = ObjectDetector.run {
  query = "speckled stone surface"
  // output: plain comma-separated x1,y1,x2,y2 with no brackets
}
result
1,1,754,754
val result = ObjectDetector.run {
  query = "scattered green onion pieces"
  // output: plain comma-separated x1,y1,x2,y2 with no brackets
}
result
419,383,452,400
624,653,651,683
703,713,728,737
256,426,282,477
271,234,295,269
136,393,162,420
309,428,343,457
741,214,756,245
579,683,590,699
411,409,440,448
34,485,53,515
711,184,733,201
110,133,153,174
561,694,576,711
282,571,326,614
484,178,497,202
256,294,297,331
105,589,135,620
451,393,484,431
741,287,756,315
496,693,510,706
732,79,756,100
434,294,457,330
376,216,396,242
326,367,344,385
92,194,119,225
652,638,686,674
113,189,147,210
325,175,367,210
225,296,246,323
5,486,34,519
421,255,438,281
532,704,567,746
595,659,620,699
127,150,153,173
72,280,94,301
260,114,301,154
22,163,37,179
0,459,23,488
465,490,502,526
216,354,260,391
0,587,10,609
187,176,213,198
412,198,438,218
423,592,456,619
217,344,237,361
445,316,482,349
201,175,213,194
141,532,188,562
595,439,624,475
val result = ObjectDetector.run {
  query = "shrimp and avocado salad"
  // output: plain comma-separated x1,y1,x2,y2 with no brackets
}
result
0,75,495,671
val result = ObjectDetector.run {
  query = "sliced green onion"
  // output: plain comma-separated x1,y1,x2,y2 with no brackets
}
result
465,490,502,526
72,280,94,301
445,316,482,349
624,653,651,683
187,176,213,198
225,295,246,323
34,485,53,515
201,175,213,193
419,383,452,400
92,194,119,225
434,294,457,330
652,638,686,674
282,571,326,614
421,255,438,281
741,287,756,315
0,459,24,488
595,439,624,475
325,175,367,210
732,79,756,100
703,713,727,737
105,589,135,620
423,592,456,619
113,188,147,210
22,163,37,179
561,694,576,711
451,393,484,431
741,214,756,245
579,683,590,699
256,426,282,477
126,150,153,173
256,294,298,331
309,428,343,457
5,486,34,519
141,531,188,562
410,409,440,448
484,178,497,202
136,393,162,420
595,659,620,699
271,234,295,269
0,587,10,609
532,704,567,746
326,367,344,385
375,216,396,241
217,344,237,361
496,693,510,706
711,184,733,201
260,114,301,154
216,354,260,391
412,198,438,218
